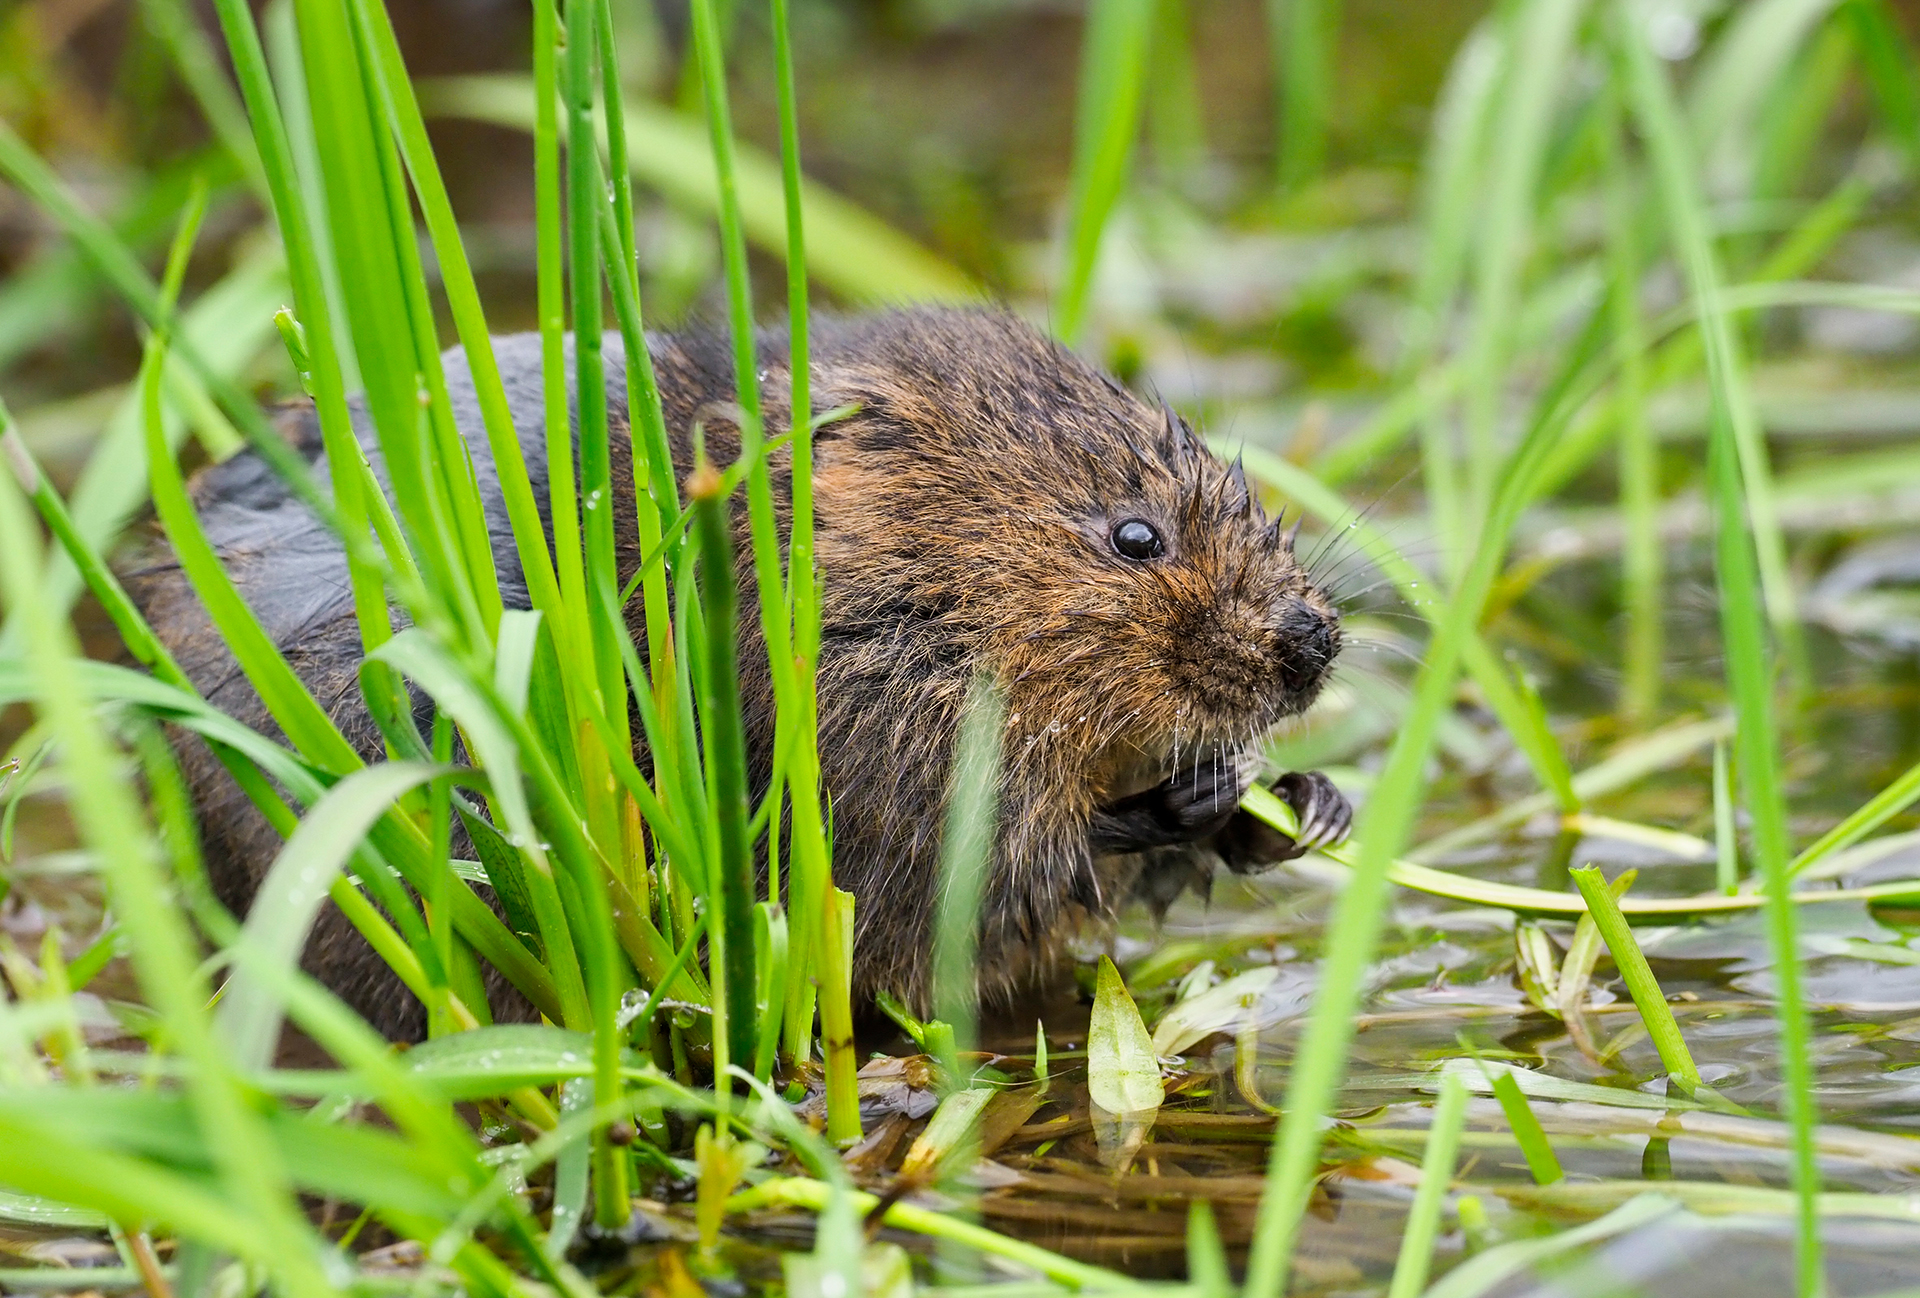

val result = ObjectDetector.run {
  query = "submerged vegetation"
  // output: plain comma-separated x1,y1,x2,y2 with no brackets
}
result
2,0,1920,1294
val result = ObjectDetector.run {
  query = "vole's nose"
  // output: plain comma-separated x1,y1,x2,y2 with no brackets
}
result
1275,599,1339,696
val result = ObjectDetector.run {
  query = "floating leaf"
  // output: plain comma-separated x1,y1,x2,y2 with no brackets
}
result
1151,966,1278,1058
1514,922,1561,1016
899,1086,994,1180
1087,955,1164,1174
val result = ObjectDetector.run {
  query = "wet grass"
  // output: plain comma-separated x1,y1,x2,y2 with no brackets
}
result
3,0,1920,1295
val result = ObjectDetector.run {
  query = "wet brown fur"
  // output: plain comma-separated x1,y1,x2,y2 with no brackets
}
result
121,307,1341,1037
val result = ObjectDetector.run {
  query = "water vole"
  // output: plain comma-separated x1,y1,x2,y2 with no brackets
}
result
125,307,1349,1038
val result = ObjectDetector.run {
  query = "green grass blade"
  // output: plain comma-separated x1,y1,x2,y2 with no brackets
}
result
134,0,266,195
0,409,336,1298
1460,0,1583,536
1687,0,1840,162
1716,738,1741,893
1791,755,1920,876
347,0,563,629
291,0,489,649
217,762,447,1072
138,193,362,777
1397,21,1500,557
688,458,759,1076
1569,866,1701,1089
0,251,285,654
1754,17,1853,207
1270,0,1341,192
1056,0,1155,343
727,1178,1129,1290
1619,15,1822,1289
768,0,834,1079
1461,635,1579,814
1241,277,1651,1297
1844,0,1920,171
685,0,773,1092
1386,1071,1467,1298
1187,1199,1231,1298
1601,88,1663,727
1423,1194,1679,1298
1242,784,1920,919
370,630,591,1032
1488,1070,1563,1184
1620,23,1804,687
1149,0,1209,186
0,406,190,692
0,119,345,553
207,0,402,665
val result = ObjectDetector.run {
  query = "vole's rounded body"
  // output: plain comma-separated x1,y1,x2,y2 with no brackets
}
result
127,308,1347,1039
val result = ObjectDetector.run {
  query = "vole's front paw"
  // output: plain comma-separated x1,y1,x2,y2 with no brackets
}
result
1213,770,1351,874
1161,758,1250,836
1089,759,1248,855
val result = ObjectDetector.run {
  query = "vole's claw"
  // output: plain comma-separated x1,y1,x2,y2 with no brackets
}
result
1210,769,1350,873
1275,771,1351,850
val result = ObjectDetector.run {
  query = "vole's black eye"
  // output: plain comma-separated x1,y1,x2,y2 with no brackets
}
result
1110,518,1165,562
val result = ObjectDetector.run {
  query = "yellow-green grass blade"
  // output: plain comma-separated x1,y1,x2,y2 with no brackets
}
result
1791,756,1920,878
727,1178,1133,1291
1569,866,1702,1091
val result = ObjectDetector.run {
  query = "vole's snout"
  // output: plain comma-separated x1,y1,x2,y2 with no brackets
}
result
1274,597,1341,701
